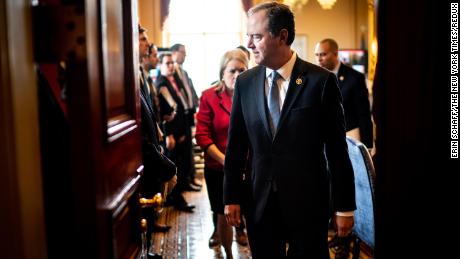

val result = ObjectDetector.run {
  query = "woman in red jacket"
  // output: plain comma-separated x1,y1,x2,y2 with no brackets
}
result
196,49,248,258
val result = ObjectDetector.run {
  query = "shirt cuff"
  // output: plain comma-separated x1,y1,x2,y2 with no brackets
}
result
335,211,354,217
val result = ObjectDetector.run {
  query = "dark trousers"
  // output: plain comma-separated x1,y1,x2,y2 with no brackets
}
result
167,128,194,189
166,140,188,205
245,191,330,259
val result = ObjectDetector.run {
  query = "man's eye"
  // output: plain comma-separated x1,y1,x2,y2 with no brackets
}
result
249,35,261,41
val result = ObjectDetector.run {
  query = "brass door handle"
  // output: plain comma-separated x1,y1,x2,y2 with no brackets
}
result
139,193,163,211
140,219,148,258
140,218,148,232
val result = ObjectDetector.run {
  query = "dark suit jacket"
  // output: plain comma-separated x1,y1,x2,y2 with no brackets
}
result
224,57,356,228
174,70,198,126
337,63,373,148
139,74,176,197
195,85,232,170
155,75,188,138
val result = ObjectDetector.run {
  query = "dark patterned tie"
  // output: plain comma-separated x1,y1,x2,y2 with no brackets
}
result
268,71,281,136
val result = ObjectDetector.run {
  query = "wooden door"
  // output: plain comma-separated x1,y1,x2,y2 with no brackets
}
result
33,1,146,258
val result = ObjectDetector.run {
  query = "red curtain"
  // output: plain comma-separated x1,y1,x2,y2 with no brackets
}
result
160,0,171,29
160,0,253,28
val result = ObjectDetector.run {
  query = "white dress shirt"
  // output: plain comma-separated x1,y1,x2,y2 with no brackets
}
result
265,52,354,217
265,51,297,110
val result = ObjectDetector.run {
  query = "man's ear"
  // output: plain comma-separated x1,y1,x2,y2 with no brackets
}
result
333,51,339,58
279,29,289,44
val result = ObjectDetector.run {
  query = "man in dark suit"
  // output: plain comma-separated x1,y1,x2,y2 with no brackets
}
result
170,43,202,192
138,25,177,234
315,38,373,149
315,38,374,259
171,43,199,127
223,2,356,258
155,52,196,213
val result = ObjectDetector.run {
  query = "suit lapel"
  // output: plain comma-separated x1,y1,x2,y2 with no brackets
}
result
253,67,273,139
217,90,232,115
275,58,308,138
337,63,346,89
139,73,153,111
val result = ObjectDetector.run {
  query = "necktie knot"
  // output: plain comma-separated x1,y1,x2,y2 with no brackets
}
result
270,71,280,87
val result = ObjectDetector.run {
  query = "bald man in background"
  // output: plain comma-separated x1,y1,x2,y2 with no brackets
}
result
315,38,373,259
315,38,373,149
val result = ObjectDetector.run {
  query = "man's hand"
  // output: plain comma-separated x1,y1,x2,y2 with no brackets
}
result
334,215,354,237
178,135,186,143
224,204,241,227
163,111,176,122
166,135,176,150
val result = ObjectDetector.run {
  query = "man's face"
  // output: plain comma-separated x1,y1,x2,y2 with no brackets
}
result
314,42,338,71
160,55,175,76
139,32,150,58
173,46,186,65
246,10,280,67
149,46,159,68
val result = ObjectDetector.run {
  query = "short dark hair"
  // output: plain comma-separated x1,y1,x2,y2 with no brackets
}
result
170,43,184,52
320,38,339,52
248,2,295,45
158,52,172,63
148,43,156,56
138,24,146,33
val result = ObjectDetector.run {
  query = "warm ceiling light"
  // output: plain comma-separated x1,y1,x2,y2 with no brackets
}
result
284,0,337,10
317,0,337,10
284,0,309,11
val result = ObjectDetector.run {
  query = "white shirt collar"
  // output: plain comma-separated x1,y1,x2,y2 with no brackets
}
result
266,51,297,80
332,61,341,75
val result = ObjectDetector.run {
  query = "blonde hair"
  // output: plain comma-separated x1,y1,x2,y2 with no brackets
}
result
219,49,249,80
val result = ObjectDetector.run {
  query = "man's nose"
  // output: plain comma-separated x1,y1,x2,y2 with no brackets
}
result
247,39,253,49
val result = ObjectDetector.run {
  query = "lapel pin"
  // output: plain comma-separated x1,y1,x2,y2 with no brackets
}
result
295,78,302,85
339,75,345,81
